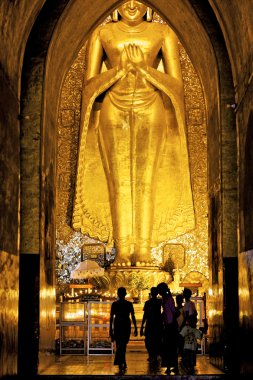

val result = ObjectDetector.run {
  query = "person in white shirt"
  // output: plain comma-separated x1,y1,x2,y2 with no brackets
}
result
180,315,202,374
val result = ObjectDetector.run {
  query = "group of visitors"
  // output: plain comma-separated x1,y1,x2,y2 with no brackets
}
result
109,283,203,374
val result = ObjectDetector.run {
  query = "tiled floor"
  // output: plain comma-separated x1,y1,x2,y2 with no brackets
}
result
40,347,223,376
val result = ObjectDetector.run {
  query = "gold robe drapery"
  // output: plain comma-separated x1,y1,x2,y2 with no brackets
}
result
72,51,195,248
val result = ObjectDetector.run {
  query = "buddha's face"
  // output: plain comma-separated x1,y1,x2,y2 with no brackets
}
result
118,1,147,23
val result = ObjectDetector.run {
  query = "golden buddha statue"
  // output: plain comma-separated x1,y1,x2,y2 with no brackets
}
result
72,1,194,265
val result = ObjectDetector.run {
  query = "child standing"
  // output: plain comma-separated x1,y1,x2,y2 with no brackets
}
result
180,315,202,374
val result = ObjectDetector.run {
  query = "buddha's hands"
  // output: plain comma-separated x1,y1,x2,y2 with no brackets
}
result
125,43,147,71
120,47,134,73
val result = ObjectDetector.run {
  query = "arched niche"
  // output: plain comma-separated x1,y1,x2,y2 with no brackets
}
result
55,13,209,288
19,0,237,375
43,0,237,284
43,0,219,269
43,1,226,268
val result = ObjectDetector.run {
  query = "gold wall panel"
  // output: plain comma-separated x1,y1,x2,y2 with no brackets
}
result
0,251,19,377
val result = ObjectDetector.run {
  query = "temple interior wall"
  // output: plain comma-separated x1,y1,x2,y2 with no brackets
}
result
0,0,252,377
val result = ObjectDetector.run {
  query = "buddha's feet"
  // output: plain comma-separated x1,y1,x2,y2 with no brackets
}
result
135,260,154,266
135,261,154,266
133,253,153,266
111,255,131,267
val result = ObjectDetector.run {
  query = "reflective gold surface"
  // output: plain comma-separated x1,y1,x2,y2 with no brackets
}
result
56,6,208,284
238,250,253,374
39,350,223,375
0,251,19,377
72,1,194,264
91,266,171,299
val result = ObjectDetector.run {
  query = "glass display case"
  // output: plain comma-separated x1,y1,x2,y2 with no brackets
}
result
59,302,87,355
87,301,113,355
60,324,86,354
60,302,86,322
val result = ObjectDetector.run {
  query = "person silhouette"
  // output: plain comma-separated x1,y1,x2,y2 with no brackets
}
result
183,288,197,328
140,287,162,363
157,282,179,374
180,315,202,374
175,293,185,359
109,287,138,372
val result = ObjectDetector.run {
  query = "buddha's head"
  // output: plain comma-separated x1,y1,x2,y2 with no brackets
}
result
113,1,152,23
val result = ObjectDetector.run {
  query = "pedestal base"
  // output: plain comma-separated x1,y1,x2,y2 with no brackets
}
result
90,265,171,299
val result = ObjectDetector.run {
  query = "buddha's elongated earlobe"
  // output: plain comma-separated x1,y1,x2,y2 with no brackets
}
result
112,9,118,22
146,7,153,22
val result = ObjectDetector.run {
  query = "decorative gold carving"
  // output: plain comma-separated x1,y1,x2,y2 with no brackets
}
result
60,109,75,127
58,172,72,192
163,244,185,268
90,266,172,297
187,108,204,125
81,243,105,259
182,271,209,293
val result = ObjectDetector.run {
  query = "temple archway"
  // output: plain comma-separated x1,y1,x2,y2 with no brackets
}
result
19,0,237,376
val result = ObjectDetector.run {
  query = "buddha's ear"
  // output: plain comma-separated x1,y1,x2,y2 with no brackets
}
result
112,9,118,22
146,7,153,22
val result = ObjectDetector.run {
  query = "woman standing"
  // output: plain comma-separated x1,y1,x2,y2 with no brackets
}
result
110,287,138,372
140,286,163,363
157,282,179,374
